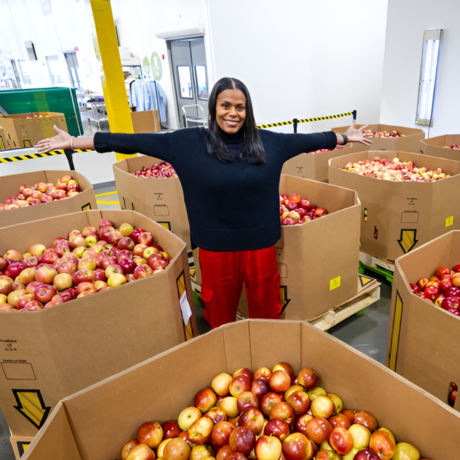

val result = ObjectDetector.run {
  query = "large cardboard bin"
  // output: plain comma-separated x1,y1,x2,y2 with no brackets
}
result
388,231,460,411
22,320,460,460
0,210,196,439
282,143,362,182
0,170,97,228
0,112,68,149
114,156,191,250
0,125,5,150
329,150,460,262
332,124,425,153
420,134,460,161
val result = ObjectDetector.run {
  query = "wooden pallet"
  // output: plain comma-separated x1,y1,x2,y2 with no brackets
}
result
307,281,381,331
359,252,395,283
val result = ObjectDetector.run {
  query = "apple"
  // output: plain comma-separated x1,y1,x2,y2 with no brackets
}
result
285,390,310,415
348,424,371,450
82,226,97,237
76,282,97,295
269,402,294,427
18,267,36,285
134,244,148,257
5,261,26,278
59,288,76,303
295,413,314,436
282,432,315,460
23,300,43,311
157,439,173,458
305,417,332,444
260,392,282,417
211,421,234,447
117,237,135,251
163,438,191,460
28,244,46,256
255,435,282,460
297,368,318,390
0,257,7,271
327,394,343,414
134,265,154,279
328,413,351,429
105,264,124,278
17,294,36,311
269,370,291,393
263,418,290,442
237,391,259,412
369,429,396,460
417,278,429,290
229,427,255,456
353,411,377,432
452,273,460,287
161,421,181,439
3,249,22,261
392,442,420,460
251,379,269,401
78,258,97,271
204,407,227,424
41,249,59,265
138,232,154,246
179,407,202,431
7,289,26,308
254,367,272,383
353,448,380,460
119,257,136,274
188,417,214,445
329,427,353,455
35,284,57,303
219,397,239,418
216,445,234,460
233,368,254,382
108,273,127,287
195,388,218,413
190,445,214,460
137,421,164,449
99,226,115,242
0,277,14,295
120,223,134,236
315,450,341,460
0,294,7,304
310,396,334,419
229,375,252,397
25,281,43,295
73,269,95,286
54,258,77,276
237,408,265,435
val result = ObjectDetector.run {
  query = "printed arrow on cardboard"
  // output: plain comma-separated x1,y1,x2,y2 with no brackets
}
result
397,229,418,254
13,390,51,429
280,286,291,314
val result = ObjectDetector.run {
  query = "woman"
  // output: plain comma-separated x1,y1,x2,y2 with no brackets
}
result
35,77,372,328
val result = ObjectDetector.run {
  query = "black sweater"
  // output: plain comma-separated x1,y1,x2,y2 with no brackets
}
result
94,128,337,251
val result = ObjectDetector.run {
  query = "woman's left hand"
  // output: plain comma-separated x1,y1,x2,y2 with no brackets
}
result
345,123,374,146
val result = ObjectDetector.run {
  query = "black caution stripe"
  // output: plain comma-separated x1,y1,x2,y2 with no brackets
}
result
0,149,93,163
257,121,295,129
257,111,354,129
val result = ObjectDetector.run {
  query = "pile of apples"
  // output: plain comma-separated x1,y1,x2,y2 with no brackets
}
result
120,363,427,460
280,194,328,226
343,157,449,182
132,162,178,179
363,130,404,138
445,144,459,149
306,146,344,155
0,175,81,211
0,219,171,312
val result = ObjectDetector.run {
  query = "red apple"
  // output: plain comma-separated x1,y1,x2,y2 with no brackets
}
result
233,368,254,383
329,427,353,455
368,429,396,460
35,266,57,284
205,407,227,424
73,269,95,286
138,232,154,246
311,396,334,419
328,413,351,429
254,367,272,383
211,421,234,448
237,408,264,435
353,448,380,460
237,391,259,412
305,417,332,445
270,402,294,427
133,264,154,279
261,392,283,417
117,237,135,251
162,421,181,439
23,300,43,311
297,368,319,390
417,278,429,290
269,370,291,393
282,433,315,460
195,388,218,413
188,417,214,445
229,427,255,456
122,440,139,460
353,411,377,432
295,413,314,436
137,421,164,449
255,435,282,460
264,418,290,442
229,375,252,397
437,266,451,278
251,379,269,401
286,390,311,415
35,284,57,303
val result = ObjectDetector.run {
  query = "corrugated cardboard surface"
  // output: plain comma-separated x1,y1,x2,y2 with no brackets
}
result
0,210,196,438
332,124,425,153
10,435,34,460
23,320,460,460
388,231,460,412
0,113,67,149
114,156,192,250
329,150,460,262
282,143,364,182
131,110,161,133
0,170,97,228
235,176,360,320
421,135,460,161
0,125,5,150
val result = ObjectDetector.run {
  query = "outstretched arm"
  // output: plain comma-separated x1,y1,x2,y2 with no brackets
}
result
35,126,94,152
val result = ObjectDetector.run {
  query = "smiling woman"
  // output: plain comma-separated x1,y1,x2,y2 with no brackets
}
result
34,77,372,329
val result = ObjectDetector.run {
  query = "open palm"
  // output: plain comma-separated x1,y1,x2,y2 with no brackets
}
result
34,125,71,153
345,123,374,146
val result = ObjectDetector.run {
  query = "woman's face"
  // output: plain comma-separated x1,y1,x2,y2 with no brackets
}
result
215,89,247,134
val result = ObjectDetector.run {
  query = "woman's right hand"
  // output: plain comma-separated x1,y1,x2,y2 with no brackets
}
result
34,125,72,153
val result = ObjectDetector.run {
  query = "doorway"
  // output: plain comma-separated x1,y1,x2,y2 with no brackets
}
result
168,37,209,128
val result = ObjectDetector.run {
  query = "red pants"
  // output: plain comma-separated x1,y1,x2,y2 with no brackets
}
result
199,246,282,329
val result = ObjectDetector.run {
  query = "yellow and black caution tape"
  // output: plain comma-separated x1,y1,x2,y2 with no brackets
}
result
0,149,93,163
257,111,354,129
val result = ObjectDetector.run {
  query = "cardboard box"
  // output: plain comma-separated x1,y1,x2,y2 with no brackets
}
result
0,170,97,228
332,124,425,153
329,150,460,262
114,156,192,250
0,125,5,150
388,231,460,411
10,435,34,460
0,112,68,149
0,210,196,438
420,134,460,161
282,143,359,182
131,110,161,133
22,320,460,460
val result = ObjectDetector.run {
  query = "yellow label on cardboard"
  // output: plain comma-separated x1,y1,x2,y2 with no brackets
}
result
0,136,4,150
24,140,31,147
330,276,341,291
446,216,454,227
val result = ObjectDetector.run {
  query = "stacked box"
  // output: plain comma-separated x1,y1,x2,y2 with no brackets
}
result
420,134,460,161
389,231,460,411
0,210,196,443
329,150,460,262
22,320,460,459
0,170,97,228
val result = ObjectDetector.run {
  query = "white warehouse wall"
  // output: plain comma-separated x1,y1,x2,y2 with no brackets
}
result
380,0,460,138
206,0,389,134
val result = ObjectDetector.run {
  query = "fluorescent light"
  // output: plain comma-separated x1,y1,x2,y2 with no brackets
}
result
416,30,442,126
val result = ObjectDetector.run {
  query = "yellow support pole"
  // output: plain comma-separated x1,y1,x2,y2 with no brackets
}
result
90,0,136,161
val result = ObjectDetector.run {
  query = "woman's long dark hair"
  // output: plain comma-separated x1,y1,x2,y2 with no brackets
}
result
206,77,266,165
